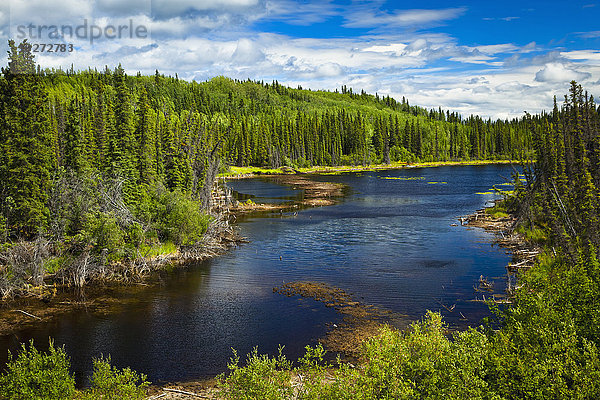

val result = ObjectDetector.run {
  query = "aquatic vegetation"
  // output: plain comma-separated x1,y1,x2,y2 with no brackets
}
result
381,176,425,180
427,181,448,184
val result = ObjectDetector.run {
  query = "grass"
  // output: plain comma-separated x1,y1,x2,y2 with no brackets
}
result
221,166,288,177
485,202,511,219
220,160,521,178
140,241,178,258
516,225,548,244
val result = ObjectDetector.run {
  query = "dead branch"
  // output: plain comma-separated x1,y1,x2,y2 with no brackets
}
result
13,309,41,320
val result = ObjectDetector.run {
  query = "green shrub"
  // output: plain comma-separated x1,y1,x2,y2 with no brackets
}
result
0,340,75,400
218,346,294,400
139,241,178,258
79,356,149,400
81,211,125,260
152,189,210,245
328,312,480,399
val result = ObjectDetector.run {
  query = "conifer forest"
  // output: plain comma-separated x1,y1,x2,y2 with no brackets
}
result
1,27,600,399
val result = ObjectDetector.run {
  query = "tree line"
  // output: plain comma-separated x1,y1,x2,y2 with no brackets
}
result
0,40,538,238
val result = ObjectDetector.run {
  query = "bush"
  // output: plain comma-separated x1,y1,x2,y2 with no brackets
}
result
79,356,149,400
81,211,125,260
317,312,494,399
218,314,497,400
152,189,210,245
218,346,294,400
0,340,75,400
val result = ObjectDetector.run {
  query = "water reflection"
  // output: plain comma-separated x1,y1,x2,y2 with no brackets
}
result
0,165,515,385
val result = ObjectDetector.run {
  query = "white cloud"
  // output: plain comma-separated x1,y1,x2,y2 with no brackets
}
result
471,44,518,54
343,7,466,29
232,38,265,63
535,63,592,83
561,50,600,64
265,0,338,25
1,1,600,120
578,31,600,39
150,0,261,20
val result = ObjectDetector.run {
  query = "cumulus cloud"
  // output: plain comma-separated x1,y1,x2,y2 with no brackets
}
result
2,0,600,119
232,38,265,63
535,63,592,83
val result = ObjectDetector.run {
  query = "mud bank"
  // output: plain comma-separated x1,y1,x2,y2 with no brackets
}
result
228,174,346,214
274,281,408,358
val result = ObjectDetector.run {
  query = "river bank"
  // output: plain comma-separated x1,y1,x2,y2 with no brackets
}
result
1,165,523,399
464,202,541,299
221,159,517,179
0,216,243,336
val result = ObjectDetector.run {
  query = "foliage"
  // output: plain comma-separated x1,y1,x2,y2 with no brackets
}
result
150,188,211,245
218,346,294,400
0,340,75,400
0,341,149,400
78,356,150,400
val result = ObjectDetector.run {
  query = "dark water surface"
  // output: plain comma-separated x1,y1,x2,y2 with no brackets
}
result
0,165,515,385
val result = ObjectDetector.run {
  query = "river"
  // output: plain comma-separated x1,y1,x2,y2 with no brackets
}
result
0,164,515,385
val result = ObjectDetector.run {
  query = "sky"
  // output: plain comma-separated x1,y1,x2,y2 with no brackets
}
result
1,0,600,119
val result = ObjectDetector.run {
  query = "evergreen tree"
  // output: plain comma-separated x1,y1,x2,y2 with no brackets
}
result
0,40,53,236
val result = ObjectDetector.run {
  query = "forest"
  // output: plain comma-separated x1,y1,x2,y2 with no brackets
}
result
0,39,537,296
3,38,600,399
203,85,600,400
0,41,535,240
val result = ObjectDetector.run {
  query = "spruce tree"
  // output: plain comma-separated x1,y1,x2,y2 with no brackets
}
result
0,40,53,236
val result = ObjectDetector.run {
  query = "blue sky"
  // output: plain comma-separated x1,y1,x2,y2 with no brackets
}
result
1,0,600,118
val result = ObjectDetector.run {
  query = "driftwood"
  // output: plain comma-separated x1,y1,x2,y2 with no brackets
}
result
13,309,41,320
434,299,455,312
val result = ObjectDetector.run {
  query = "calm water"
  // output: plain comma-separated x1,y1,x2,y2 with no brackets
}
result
0,165,514,385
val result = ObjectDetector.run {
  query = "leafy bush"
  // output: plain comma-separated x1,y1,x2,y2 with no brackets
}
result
81,211,125,260
218,314,497,400
79,356,150,400
310,313,493,400
218,346,294,400
0,340,75,400
151,189,210,245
